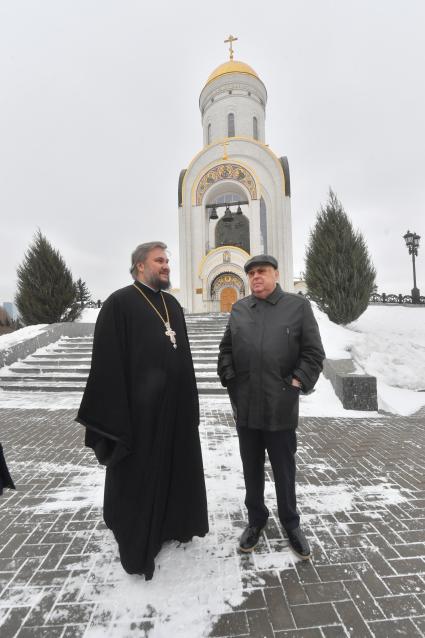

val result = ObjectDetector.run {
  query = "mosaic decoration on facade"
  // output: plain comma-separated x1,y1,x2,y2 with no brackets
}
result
211,272,245,298
196,163,257,205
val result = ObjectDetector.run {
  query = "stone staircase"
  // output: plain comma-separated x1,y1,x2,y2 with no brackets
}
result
0,314,229,395
186,313,228,394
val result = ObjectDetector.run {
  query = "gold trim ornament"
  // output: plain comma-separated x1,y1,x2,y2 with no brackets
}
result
196,163,257,205
133,284,177,349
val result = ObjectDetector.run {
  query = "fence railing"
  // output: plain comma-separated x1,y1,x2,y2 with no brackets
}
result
84,295,425,309
369,293,425,305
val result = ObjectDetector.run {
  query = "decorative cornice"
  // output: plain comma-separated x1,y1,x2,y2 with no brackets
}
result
180,137,286,206
196,162,257,205
198,245,250,277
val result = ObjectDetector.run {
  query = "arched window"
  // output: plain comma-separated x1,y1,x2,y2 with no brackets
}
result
207,123,211,145
228,113,235,137
253,116,258,140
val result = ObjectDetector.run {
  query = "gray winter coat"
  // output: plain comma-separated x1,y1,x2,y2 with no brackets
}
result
218,285,325,430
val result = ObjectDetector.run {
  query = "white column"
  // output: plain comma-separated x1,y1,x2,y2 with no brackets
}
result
249,199,262,255
178,206,188,311
190,205,203,312
279,197,294,292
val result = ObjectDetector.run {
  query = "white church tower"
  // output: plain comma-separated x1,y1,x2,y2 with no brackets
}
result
178,36,293,313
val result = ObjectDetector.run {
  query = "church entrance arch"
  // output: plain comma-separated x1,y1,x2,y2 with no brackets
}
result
211,272,245,312
220,287,237,312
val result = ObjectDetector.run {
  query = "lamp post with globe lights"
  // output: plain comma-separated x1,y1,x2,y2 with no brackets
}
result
403,230,421,303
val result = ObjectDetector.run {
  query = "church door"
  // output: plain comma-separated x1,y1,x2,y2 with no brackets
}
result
220,287,237,312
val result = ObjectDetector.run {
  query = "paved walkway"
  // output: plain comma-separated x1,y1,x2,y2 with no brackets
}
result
0,400,424,637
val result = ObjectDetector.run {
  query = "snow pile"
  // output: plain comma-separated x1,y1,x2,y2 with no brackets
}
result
299,375,378,418
348,306,425,391
314,309,358,360
0,305,424,417
314,304,425,415
77,308,100,323
0,324,47,351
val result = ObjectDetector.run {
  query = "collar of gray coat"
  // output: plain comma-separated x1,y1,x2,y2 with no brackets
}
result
249,283,284,307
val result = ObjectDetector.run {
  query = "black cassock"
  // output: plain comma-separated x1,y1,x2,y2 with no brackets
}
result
76,281,208,579
0,443,15,496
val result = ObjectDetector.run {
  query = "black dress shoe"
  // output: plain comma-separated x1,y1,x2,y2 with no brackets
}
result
239,524,265,552
286,527,311,560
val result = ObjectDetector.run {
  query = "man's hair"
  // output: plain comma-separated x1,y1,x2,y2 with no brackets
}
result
130,242,167,279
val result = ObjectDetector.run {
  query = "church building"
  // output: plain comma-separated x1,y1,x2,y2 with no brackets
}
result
178,37,293,313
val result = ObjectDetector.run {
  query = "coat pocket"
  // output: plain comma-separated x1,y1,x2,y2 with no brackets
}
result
278,383,300,413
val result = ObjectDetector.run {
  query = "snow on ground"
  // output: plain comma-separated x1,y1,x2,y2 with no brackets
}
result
0,382,377,418
348,306,425,391
1,305,424,416
8,408,411,637
299,374,380,418
314,304,425,415
0,389,82,409
15,419,297,638
0,324,47,351
77,308,100,323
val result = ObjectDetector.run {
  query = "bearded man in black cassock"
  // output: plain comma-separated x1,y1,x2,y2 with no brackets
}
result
76,241,208,580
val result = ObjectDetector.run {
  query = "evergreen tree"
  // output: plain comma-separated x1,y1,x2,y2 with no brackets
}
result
15,230,82,325
75,278,93,308
305,189,376,325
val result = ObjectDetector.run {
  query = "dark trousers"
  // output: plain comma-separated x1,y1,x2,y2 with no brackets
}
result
237,427,299,531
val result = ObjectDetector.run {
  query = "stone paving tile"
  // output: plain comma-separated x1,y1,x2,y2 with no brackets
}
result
245,608,274,637
210,611,249,637
0,405,424,637
275,630,322,638
368,617,423,637
290,602,339,629
263,587,294,631
334,599,373,636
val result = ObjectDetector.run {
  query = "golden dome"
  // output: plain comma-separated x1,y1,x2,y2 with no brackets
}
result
206,60,259,85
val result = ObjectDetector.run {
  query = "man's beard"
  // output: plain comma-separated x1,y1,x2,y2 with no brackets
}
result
144,270,171,290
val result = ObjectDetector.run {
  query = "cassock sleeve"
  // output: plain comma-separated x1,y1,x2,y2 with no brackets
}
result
0,443,15,495
75,294,132,467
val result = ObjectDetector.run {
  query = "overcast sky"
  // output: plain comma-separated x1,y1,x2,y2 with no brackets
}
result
1,0,424,304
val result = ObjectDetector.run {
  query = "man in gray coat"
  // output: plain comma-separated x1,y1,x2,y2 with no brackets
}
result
218,254,325,559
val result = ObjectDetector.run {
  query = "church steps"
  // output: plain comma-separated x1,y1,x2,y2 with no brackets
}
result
196,384,224,394
0,374,89,382
193,363,217,369
8,368,91,375
31,348,92,359
189,343,220,349
10,363,91,370
0,382,86,392
0,316,228,395
188,338,224,341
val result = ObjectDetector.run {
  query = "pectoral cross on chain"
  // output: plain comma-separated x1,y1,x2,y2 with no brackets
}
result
165,322,177,349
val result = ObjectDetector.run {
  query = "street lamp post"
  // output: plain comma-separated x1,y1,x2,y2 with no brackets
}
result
403,230,421,303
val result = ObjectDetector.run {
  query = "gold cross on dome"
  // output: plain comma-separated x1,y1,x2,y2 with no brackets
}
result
224,34,238,60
